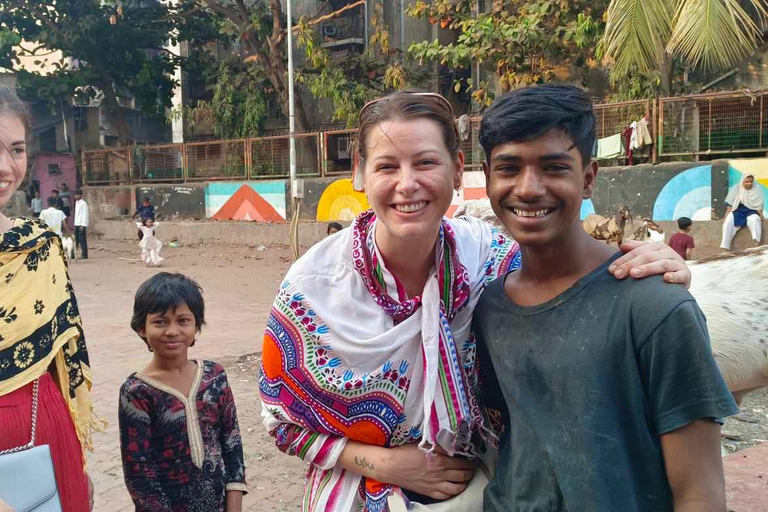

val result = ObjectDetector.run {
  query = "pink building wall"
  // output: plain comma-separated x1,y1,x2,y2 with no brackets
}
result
33,153,77,227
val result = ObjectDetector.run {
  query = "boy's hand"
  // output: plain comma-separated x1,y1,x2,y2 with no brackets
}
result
382,444,477,501
610,241,691,288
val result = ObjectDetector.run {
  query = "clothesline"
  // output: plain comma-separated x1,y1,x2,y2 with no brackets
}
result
595,116,653,164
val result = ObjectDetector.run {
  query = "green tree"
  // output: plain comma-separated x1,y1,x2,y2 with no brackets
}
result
295,2,426,127
179,61,269,138
602,0,768,94
407,0,606,106
0,0,184,142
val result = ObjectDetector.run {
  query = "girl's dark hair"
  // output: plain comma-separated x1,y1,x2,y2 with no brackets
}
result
0,84,30,132
131,273,206,350
327,222,343,234
143,217,153,226
356,90,459,167
479,84,596,167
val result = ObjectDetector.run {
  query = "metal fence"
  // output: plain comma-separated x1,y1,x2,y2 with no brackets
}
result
80,89,768,186
251,133,322,179
659,91,768,156
186,139,248,181
82,148,132,185
323,129,357,175
133,144,184,183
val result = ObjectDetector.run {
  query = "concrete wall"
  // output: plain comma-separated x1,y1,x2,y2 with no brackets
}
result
453,160,735,222
93,218,331,248
1,190,28,218
83,185,134,219
136,184,207,220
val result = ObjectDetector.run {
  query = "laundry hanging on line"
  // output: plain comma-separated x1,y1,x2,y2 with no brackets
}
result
596,133,623,160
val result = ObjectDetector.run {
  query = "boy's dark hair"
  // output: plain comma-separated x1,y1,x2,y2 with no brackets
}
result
46,197,57,206
479,84,596,167
51,189,59,195
74,189,83,196
143,197,151,203
131,273,206,350
327,222,343,234
678,217,692,230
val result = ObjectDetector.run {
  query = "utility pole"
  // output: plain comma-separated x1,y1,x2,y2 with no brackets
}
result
287,0,298,199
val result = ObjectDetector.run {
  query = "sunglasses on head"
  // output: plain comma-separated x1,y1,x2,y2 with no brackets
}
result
359,92,454,118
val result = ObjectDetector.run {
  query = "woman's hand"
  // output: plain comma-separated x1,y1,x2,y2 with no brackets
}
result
0,497,14,512
380,444,477,501
609,241,691,288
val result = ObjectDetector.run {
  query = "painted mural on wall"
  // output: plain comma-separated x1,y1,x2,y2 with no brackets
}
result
315,178,369,222
652,165,712,221
205,181,287,221
726,158,768,217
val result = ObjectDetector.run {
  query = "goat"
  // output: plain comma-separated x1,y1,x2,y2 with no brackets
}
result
690,247,768,405
453,198,505,232
632,218,665,243
454,199,768,404
582,205,633,246
62,236,77,263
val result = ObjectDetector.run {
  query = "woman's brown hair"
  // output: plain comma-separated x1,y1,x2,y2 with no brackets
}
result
0,84,30,132
355,91,460,168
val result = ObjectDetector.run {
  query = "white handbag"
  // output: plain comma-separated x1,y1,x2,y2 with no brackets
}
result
0,379,63,511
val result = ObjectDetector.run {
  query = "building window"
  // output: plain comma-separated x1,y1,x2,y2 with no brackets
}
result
48,163,62,176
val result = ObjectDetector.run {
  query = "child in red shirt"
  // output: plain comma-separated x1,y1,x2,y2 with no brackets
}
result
669,217,695,260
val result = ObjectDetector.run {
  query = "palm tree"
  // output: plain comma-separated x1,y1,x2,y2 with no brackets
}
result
602,0,768,93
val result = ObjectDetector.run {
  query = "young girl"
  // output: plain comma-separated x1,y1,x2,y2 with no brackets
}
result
137,218,163,267
119,273,247,512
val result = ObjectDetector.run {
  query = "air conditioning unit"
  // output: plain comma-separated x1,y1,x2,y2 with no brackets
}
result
323,25,338,37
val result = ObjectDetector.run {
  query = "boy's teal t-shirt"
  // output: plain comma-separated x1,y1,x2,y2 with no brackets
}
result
473,253,738,512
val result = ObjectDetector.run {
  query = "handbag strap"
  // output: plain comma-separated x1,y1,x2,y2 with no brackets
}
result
0,378,39,455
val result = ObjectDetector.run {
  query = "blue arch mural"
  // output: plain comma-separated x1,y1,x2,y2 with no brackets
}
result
653,165,712,221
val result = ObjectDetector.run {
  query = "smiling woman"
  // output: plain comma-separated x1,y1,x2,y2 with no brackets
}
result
0,84,97,511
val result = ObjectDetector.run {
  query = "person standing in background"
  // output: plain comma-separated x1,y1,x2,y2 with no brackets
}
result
74,189,89,259
59,182,72,218
669,217,696,260
50,188,64,210
30,189,43,218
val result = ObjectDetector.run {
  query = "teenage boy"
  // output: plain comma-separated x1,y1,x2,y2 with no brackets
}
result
74,189,89,259
670,216,696,260
474,85,738,512
50,188,64,210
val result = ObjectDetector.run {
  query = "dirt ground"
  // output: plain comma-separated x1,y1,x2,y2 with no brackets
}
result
70,238,768,512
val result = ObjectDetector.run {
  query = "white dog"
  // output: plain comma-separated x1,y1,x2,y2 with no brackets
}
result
62,236,76,263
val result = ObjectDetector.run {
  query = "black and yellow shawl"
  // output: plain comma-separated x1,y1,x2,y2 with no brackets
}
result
0,218,99,455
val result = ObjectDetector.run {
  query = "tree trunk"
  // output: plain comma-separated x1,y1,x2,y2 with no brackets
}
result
99,80,132,143
656,45,674,96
